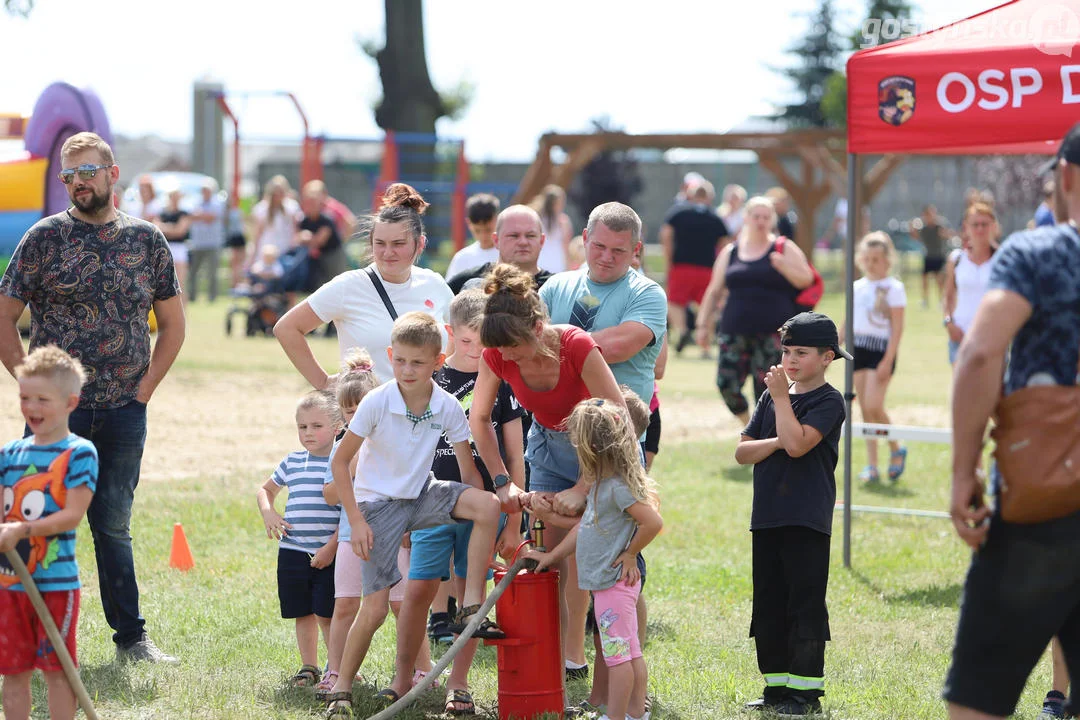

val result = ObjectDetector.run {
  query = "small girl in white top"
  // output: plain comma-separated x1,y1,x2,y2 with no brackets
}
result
843,231,907,484
943,202,997,365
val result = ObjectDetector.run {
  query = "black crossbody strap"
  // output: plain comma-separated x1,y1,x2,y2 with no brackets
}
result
364,266,398,320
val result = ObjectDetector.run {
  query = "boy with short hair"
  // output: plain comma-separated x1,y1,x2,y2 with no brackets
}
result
0,346,98,720
734,312,849,717
444,194,502,280
408,289,526,714
325,311,503,716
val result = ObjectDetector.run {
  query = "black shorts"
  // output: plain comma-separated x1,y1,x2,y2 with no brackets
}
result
944,511,1080,716
224,233,246,249
923,255,945,274
277,547,335,619
644,408,661,455
853,346,896,374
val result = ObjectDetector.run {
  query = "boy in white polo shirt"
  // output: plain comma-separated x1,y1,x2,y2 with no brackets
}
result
325,311,502,715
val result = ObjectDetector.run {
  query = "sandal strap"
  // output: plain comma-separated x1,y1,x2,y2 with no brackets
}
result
455,604,483,623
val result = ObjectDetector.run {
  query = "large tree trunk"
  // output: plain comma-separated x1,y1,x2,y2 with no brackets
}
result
373,0,445,133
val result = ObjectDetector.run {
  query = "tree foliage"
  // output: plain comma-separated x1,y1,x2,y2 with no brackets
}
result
568,118,643,220
4,0,32,16
360,0,472,133
973,155,1047,223
769,0,845,128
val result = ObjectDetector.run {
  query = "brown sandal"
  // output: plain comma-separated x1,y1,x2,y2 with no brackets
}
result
446,604,506,639
291,663,321,688
445,688,476,715
325,690,353,719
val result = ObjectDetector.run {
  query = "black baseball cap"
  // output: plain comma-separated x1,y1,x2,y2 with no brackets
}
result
1039,121,1080,175
779,312,853,360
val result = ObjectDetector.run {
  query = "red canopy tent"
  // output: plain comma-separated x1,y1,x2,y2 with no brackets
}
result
839,0,1079,565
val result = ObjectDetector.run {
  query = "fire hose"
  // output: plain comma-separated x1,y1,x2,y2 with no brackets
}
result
364,539,539,720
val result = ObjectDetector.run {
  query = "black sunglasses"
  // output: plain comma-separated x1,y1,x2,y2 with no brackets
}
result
58,164,114,184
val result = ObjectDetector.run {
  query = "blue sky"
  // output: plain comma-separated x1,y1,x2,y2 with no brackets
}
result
1,0,990,161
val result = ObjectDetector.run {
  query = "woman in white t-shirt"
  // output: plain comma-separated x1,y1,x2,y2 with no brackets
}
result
274,183,454,387
532,184,573,274
841,231,908,484
250,175,301,263
943,202,997,365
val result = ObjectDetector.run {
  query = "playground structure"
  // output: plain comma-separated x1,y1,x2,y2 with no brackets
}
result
0,82,113,262
512,129,906,255
194,85,495,255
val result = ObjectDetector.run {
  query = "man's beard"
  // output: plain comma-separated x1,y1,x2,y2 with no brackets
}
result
71,183,112,216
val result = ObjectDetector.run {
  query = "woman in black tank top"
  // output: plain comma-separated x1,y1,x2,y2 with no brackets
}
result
694,197,815,423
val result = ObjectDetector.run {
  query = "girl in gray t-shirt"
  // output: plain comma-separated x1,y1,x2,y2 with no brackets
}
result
525,398,663,720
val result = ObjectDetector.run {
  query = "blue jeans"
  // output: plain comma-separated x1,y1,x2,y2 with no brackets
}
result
68,400,148,646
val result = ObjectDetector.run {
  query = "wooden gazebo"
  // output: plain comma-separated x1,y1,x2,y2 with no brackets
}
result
513,130,905,253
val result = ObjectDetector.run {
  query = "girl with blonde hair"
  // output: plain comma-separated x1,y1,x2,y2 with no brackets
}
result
842,231,908,483
526,398,663,720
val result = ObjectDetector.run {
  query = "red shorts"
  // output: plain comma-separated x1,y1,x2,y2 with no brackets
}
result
0,588,79,674
666,263,713,306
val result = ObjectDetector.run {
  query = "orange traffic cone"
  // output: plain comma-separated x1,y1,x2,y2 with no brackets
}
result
169,523,194,571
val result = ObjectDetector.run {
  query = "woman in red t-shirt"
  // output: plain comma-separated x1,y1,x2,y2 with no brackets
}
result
470,263,623,675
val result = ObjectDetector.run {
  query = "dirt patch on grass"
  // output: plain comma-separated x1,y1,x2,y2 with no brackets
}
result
0,369,313,485
0,367,955,483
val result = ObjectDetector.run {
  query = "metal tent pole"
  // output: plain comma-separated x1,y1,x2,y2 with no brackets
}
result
843,154,859,568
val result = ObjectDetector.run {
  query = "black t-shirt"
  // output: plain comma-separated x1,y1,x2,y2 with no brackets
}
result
159,209,189,243
743,382,845,535
430,364,526,491
447,262,553,295
663,203,729,268
300,213,341,252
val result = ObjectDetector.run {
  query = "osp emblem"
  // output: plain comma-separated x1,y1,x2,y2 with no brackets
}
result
878,75,916,126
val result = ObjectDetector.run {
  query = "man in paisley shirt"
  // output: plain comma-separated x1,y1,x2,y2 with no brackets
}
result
944,123,1080,720
0,132,185,664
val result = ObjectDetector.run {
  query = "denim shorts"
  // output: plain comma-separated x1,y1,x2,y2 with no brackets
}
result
943,510,1080,716
525,423,580,494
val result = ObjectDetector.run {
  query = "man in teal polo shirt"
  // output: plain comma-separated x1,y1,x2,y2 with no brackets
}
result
539,201,667,424
538,200,666,688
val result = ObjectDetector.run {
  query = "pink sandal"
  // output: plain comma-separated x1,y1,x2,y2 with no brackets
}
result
315,671,339,699
413,669,441,690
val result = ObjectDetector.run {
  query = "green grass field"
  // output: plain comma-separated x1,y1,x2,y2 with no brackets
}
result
0,275,1057,719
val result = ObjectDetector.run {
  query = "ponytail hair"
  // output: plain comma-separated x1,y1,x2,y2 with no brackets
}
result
336,347,379,409
480,263,553,357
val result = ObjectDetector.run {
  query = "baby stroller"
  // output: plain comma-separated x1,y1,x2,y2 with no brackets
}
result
224,278,289,337
224,247,308,337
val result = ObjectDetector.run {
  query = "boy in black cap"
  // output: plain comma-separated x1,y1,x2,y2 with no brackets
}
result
734,311,849,716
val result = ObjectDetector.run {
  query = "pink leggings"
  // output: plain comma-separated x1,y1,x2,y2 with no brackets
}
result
591,580,642,667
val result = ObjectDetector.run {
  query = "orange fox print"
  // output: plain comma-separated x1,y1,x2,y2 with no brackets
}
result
0,449,71,588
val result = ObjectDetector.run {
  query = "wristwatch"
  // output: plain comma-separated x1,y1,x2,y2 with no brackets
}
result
493,473,510,489
943,315,953,327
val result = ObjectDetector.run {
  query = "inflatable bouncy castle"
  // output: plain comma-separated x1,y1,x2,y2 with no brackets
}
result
0,82,112,265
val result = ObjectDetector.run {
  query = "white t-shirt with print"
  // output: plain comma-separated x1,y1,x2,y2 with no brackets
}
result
445,243,500,280
306,265,453,382
348,379,470,502
852,276,906,350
